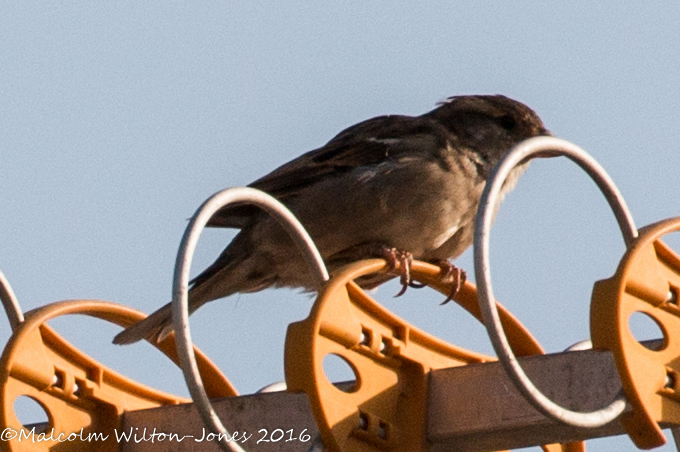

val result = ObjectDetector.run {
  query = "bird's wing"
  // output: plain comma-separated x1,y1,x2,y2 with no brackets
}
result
207,115,450,228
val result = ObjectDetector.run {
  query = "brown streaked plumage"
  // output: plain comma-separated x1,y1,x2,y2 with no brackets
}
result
113,94,550,345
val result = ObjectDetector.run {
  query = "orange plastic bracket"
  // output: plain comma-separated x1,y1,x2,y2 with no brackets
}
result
0,299,236,452
591,217,680,449
284,259,582,452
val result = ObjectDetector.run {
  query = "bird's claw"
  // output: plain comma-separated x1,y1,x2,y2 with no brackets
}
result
436,261,466,305
408,280,427,289
396,258,466,304
371,247,466,301
378,247,414,297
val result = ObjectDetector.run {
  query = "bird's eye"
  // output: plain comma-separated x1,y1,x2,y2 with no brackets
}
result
498,115,516,130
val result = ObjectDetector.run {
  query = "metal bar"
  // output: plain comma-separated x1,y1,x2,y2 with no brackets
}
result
428,348,626,451
119,348,672,452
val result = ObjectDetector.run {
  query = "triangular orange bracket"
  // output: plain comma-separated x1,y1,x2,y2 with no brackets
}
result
592,217,680,449
285,259,583,452
0,300,236,452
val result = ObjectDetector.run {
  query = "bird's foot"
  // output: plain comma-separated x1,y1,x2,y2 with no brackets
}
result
407,259,466,304
375,247,414,297
434,260,466,304
326,242,418,297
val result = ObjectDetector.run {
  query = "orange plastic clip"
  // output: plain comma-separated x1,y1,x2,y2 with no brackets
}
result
0,300,236,452
591,217,680,449
285,259,583,452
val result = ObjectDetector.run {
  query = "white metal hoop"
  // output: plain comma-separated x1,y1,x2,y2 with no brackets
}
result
474,136,635,428
1,269,23,331
172,187,328,452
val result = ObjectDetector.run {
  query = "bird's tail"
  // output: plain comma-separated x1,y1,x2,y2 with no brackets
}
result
113,290,219,345
113,302,176,345
113,241,274,345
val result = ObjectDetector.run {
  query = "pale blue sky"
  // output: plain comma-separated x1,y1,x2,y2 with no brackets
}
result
2,3,680,451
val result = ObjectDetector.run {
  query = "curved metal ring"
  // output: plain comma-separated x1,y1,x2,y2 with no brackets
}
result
1,269,23,331
172,187,329,452
474,136,636,428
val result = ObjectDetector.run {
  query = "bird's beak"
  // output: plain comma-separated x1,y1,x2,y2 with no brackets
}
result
534,149,560,158
518,130,559,164
534,129,560,158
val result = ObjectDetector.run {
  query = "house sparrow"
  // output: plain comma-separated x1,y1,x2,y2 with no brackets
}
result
113,94,550,345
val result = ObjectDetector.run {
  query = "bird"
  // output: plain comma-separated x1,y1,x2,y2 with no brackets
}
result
113,94,551,345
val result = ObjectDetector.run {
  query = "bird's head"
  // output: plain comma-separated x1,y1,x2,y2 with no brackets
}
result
426,94,552,167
